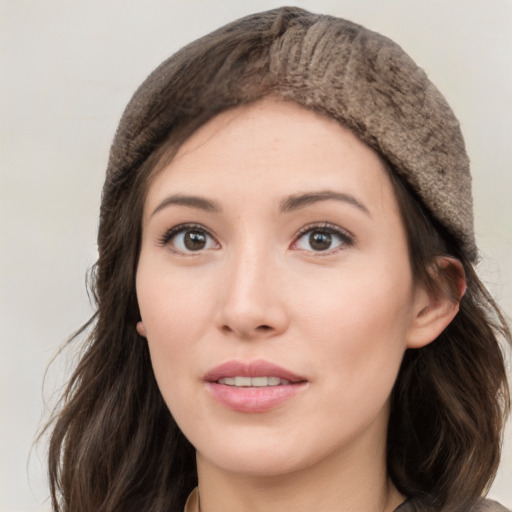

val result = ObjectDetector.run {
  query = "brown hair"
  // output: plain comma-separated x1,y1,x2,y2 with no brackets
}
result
44,7,510,512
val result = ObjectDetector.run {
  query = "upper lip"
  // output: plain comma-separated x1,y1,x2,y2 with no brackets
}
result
204,360,306,383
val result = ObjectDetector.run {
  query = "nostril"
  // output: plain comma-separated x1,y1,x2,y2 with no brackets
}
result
219,323,277,338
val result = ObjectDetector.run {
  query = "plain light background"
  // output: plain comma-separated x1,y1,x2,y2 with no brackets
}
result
1,1,511,511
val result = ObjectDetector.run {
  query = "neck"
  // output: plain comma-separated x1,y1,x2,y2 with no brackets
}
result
195,418,404,512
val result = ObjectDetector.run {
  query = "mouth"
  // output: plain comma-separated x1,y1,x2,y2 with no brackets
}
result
217,376,293,387
204,360,307,413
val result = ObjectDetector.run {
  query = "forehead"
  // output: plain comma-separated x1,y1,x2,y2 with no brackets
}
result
145,98,399,219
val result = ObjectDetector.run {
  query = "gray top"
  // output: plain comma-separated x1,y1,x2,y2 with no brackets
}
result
395,498,510,512
185,489,510,512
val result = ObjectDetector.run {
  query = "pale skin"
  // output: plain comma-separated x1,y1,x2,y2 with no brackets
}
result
136,98,464,512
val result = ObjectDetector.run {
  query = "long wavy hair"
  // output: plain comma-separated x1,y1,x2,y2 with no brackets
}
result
44,7,510,512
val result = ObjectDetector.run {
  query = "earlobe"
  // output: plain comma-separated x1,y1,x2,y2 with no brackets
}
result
136,320,147,338
406,257,466,349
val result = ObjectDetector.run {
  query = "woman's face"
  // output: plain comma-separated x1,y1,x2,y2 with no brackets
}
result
136,99,425,478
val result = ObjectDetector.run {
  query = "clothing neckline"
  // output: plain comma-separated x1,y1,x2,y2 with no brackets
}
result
184,487,412,512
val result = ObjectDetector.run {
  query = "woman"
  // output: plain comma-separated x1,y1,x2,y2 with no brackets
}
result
45,7,510,512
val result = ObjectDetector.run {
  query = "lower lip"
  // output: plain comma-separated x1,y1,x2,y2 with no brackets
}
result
206,382,306,413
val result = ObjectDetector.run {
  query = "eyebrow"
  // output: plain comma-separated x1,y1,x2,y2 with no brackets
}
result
151,190,370,217
280,190,371,216
151,194,222,217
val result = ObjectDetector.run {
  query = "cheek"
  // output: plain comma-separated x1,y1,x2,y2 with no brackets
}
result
137,257,217,337
298,267,413,403
135,262,215,398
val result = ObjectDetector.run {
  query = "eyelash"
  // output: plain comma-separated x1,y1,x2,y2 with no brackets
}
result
292,222,355,254
157,222,355,254
157,223,218,253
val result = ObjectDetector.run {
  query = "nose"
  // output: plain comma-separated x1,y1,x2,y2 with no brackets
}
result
216,248,289,340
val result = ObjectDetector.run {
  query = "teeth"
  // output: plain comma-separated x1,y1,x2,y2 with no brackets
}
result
251,377,269,387
217,376,291,387
235,376,251,387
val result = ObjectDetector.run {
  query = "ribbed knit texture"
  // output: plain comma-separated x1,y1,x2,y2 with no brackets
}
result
104,6,476,260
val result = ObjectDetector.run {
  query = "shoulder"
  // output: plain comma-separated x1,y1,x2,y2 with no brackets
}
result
471,499,511,512
395,498,510,512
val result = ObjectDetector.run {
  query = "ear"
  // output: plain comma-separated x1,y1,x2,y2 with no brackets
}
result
406,257,466,349
136,320,147,338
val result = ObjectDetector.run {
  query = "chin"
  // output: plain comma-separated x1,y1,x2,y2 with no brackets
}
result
192,422,353,480
197,447,310,478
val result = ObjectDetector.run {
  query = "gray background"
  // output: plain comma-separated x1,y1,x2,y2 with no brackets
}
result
1,1,511,510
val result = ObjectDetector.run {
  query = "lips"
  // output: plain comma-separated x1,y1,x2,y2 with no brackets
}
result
204,360,307,413
204,360,305,383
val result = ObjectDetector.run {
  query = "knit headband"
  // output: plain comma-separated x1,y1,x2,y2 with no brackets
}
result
105,6,476,261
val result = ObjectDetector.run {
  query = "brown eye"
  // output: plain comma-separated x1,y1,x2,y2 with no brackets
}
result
184,230,207,251
293,225,353,253
308,231,332,251
162,225,218,253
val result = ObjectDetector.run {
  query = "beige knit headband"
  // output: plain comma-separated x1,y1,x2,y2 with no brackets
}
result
105,6,476,260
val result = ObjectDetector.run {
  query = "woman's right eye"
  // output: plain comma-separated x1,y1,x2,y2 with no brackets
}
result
159,225,219,254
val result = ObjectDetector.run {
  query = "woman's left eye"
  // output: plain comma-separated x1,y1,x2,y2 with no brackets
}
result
292,225,353,253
